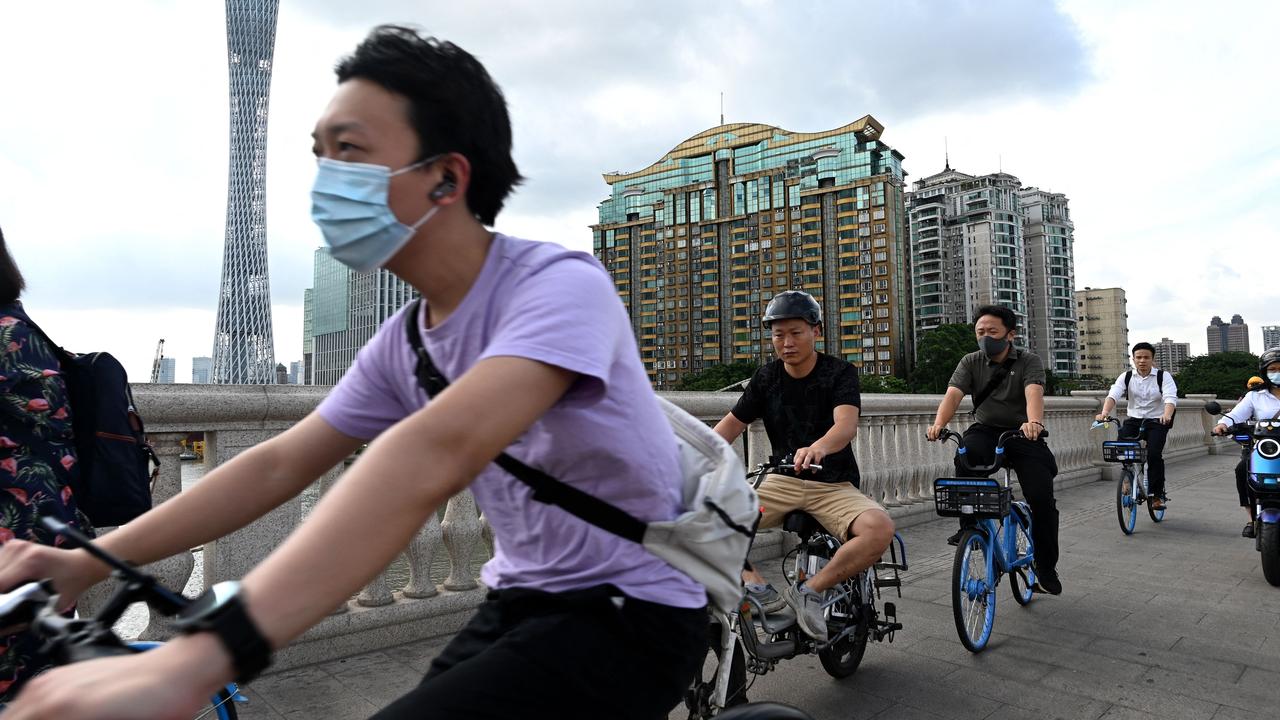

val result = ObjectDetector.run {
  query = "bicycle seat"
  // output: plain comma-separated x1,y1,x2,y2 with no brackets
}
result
782,511,831,540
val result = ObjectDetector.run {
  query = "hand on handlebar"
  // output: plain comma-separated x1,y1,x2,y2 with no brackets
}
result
792,446,826,473
1212,423,1229,436
1020,421,1044,442
926,425,945,441
0,539,105,614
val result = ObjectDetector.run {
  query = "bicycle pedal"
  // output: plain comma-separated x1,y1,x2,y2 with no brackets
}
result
883,601,896,619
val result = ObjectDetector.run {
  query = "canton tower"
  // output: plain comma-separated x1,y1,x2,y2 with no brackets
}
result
211,0,279,384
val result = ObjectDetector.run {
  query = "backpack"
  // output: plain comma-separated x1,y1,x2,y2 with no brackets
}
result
26,323,157,527
404,300,758,613
1123,369,1176,427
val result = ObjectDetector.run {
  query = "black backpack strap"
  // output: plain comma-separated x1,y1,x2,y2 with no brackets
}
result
1156,369,1163,391
1123,370,1132,399
401,299,647,544
972,354,1017,411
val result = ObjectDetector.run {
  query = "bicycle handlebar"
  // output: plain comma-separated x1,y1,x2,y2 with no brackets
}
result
0,518,194,667
927,427,1046,476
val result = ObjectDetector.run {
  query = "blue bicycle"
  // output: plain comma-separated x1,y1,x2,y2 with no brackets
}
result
931,429,1038,653
1093,416,1165,535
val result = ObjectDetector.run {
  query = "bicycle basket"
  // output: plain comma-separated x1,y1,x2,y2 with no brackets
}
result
1101,441,1146,463
933,478,1011,519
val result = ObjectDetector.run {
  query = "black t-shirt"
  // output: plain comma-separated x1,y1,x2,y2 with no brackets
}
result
730,353,862,485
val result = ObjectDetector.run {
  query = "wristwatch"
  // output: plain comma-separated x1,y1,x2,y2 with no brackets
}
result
173,580,273,684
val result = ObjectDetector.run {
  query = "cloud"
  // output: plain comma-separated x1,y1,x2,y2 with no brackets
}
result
1,0,1276,381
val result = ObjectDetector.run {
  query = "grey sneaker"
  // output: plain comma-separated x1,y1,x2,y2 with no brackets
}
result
746,584,787,614
783,583,828,642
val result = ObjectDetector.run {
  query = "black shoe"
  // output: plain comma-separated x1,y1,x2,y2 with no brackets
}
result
946,529,962,546
1243,522,1257,539
1032,570,1062,595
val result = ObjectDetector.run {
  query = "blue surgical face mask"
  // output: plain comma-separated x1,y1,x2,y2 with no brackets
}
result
310,156,441,272
1268,371,1280,385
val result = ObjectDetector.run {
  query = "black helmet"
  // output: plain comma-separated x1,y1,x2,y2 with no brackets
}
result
1262,347,1280,387
715,702,817,720
762,290,821,328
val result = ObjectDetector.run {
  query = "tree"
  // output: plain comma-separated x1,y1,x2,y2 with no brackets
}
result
1175,351,1260,400
861,374,909,394
675,361,760,391
910,323,974,393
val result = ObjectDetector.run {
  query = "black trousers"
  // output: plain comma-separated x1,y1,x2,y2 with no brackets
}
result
957,423,1061,573
1118,418,1170,498
1236,446,1255,513
369,586,707,720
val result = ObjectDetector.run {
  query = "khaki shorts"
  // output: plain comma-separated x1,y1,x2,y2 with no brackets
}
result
756,474,884,541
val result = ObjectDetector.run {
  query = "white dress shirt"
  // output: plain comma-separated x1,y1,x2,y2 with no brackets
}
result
1223,389,1280,426
1107,368,1178,419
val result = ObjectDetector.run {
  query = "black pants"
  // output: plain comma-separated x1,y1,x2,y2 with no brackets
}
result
957,423,1060,573
1236,446,1255,515
1118,418,1170,498
369,586,707,720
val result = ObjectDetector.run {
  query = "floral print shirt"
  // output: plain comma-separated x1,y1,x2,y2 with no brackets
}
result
0,302,93,700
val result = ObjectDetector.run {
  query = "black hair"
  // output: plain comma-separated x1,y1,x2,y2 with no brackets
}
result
0,227,25,305
336,25,524,226
1131,342,1156,357
973,305,1017,331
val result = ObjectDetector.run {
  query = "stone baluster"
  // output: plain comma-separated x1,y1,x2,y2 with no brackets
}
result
403,510,443,598
441,490,482,591
357,568,395,607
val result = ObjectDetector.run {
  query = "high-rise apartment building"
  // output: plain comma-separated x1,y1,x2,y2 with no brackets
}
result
1076,287,1129,378
593,118,909,389
308,249,419,385
1262,325,1279,351
211,0,280,384
1207,314,1250,354
907,167,1077,376
1019,188,1077,377
156,357,176,384
191,356,212,384
288,360,303,384
1153,337,1190,375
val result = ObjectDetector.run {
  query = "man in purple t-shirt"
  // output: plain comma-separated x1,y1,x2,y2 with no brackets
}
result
0,27,706,720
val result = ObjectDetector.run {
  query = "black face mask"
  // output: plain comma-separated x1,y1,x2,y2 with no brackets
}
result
978,334,1010,359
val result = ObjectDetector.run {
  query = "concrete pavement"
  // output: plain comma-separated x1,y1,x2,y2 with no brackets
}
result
233,452,1280,719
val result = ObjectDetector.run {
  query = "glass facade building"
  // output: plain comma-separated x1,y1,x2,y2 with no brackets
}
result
592,117,910,388
308,249,419,385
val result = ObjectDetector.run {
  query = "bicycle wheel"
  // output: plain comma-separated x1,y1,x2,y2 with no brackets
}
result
1144,467,1166,523
684,619,747,719
1008,504,1036,606
1116,467,1137,535
203,688,239,720
818,576,870,678
951,528,996,653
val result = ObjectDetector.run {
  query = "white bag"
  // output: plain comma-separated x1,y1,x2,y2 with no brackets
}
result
643,396,759,614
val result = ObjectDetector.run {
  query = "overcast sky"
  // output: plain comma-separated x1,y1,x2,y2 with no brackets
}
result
1,0,1276,383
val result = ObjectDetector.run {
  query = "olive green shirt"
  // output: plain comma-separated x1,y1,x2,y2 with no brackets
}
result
948,349,1046,428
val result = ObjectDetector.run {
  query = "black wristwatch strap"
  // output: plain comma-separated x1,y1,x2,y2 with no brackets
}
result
174,581,273,684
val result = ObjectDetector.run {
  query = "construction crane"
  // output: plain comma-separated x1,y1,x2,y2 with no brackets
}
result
150,338,165,383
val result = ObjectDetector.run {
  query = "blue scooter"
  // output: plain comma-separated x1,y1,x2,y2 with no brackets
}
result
1206,401,1280,586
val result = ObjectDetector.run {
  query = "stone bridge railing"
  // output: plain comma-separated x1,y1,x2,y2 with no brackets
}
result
87,385,1234,671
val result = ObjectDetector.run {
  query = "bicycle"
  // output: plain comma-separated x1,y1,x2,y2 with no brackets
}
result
684,457,906,718
0,518,246,718
1093,416,1165,534
931,429,1040,653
